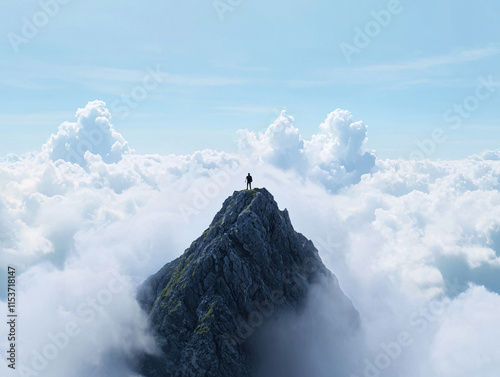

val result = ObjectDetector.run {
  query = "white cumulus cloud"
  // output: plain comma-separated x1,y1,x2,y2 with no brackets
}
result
42,100,131,167
238,109,376,192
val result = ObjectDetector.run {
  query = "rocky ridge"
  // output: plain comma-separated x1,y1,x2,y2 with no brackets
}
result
137,187,358,376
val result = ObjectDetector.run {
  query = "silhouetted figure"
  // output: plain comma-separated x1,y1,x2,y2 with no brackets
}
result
245,173,253,190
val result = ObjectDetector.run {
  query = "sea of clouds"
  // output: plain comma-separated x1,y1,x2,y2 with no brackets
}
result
1,100,500,376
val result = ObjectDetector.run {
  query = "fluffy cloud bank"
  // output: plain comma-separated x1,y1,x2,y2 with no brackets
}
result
42,100,131,167
1,101,500,376
238,109,376,191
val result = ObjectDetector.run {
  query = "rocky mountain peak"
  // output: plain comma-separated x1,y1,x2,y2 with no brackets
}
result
136,188,358,377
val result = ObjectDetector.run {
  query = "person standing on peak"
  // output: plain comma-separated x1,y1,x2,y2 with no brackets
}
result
245,173,253,190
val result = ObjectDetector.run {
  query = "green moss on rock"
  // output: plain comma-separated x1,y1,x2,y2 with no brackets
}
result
195,301,216,334
168,300,182,315
161,253,194,298
203,219,223,240
239,188,259,198
195,325,210,334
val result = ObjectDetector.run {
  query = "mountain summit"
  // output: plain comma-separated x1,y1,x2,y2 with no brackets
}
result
137,188,359,376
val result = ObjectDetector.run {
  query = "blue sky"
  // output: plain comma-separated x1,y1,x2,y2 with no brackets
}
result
1,0,499,159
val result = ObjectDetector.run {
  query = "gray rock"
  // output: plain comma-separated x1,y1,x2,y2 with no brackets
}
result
136,188,359,377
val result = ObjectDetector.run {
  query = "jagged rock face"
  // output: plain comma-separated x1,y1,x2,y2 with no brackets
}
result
137,188,359,377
